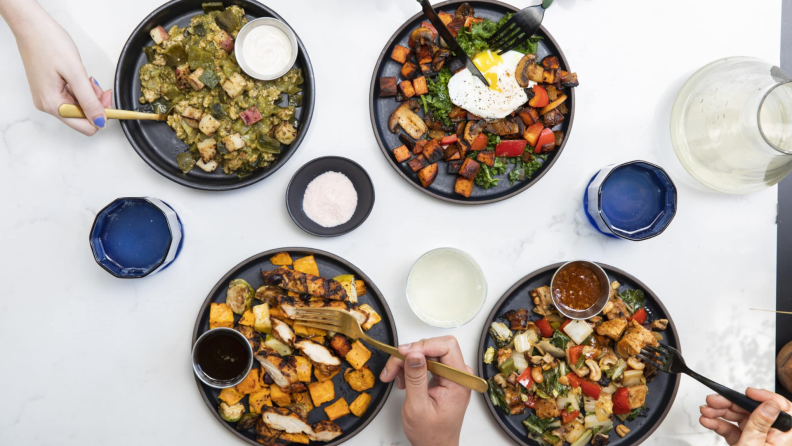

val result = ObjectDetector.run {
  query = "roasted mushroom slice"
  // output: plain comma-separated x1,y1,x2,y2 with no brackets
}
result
486,119,520,136
388,100,429,139
294,339,342,375
432,48,452,72
463,120,486,144
410,27,435,48
558,70,579,88
515,54,544,87
542,108,565,128
455,2,474,19
271,317,297,347
424,113,445,131
309,421,343,442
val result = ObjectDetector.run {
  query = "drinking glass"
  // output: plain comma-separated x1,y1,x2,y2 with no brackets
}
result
670,57,792,194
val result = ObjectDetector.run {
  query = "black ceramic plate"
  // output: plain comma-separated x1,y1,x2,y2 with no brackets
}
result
286,157,375,237
369,0,575,205
192,248,398,446
478,263,681,446
115,0,315,191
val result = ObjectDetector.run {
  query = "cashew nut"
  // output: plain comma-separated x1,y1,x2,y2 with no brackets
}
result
530,355,544,365
531,366,544,384
586,359,602,381
616,425,630,437
611,281,621,290
599,354,618,370
558,374,569,386
627,356,645,370
602,301,614,314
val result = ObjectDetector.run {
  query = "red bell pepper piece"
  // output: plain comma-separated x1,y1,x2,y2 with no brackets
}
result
561,409,580,425
534,128,555,153
470,133,488,151
524,394,538,409
560,319,571,332
240,106,262,126
495,139,527,157
421,21,438,39
517,368,534,390
566,372,582,389
580,380,601,399
528,85,549,108
440,134,458,145
536,318,554,338
569,345,584,366
613,387,631,414
629,308,648,324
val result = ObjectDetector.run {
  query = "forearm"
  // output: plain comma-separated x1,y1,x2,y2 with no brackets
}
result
0,0,51,39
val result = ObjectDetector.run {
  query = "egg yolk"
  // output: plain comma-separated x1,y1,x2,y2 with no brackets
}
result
472,50,504,91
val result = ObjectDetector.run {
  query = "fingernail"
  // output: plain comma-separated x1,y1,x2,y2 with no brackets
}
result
380,369,387,380
407,357,424,368
762,402,781,418
93,116,106,128
92,78,101,88
398,343,411,351
396,375,403,388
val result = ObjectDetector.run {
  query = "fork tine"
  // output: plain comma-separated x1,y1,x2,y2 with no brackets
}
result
294,309,341,318
298,322,340,332
294,316,342,325
488,15,519,43
642,345,668,356
637,354,664,369
496,32,528,55
488,22,517,50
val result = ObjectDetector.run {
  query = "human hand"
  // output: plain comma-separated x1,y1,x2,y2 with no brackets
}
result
699,387,792,445
379,336,472,446
2,0,110,135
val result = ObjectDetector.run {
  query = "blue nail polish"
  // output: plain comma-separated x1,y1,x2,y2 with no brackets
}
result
94,116,106,128
93,78,101,88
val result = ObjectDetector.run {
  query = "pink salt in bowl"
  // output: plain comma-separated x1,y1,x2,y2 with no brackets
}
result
286,156,375,237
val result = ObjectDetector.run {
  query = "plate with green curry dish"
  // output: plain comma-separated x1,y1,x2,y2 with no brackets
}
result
115,1,315,191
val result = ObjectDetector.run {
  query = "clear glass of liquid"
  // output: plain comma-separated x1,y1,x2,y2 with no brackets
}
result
670,57,792,194
406,248,487,328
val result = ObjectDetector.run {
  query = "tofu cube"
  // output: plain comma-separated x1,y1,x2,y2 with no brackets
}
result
188,68,205,91
197,138,217,163
222,73,247,99
198,114,221,136
149,26,169,45
182,106,203,121
222,132,245,152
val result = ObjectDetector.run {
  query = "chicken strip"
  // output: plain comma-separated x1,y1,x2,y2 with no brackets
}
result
502,309,530,330
596,318,628,341
271,317,296,347
235,324,261,351
254,348,306,393
261,406,313,435
530,286,554,316
255,417,285,446
617,320,659,357
294,339,341,375
309,421,343,442
261,267,347,301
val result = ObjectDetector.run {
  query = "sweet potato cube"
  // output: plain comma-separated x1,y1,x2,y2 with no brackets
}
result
149,26,169,45
399,80,416,99
413,139,428,155
418,163,438,188
458,158,481,180
249,387,272,413
329,333,352,357
408,155,429,172
355,280,367,297
524,123,544,147
359,304,381,330
218,387,245,405
293,391,314,412
209,303,234,329
402,62,418,80
541,55,560,70
417,45,433,65
519,108,539,126
392,145,411,163
294,356,312,383
422,140,444,163
448,159,463,174
281,433,310,444
350,393,372,417
324,398,350,421
438,11,455,25
239,309,254,326
455,176,474,197
476,150,495,167
270,384,292,407
412,76,428,96
391,45,412,64
542,69,556,84
345,341,372,370
308,380,335,406
236,368,262,394
314,367,341,383
379,77,398,97
293,255,320,276
444,144,461,161
470,133,488,151
344,366,376,391
270,252,293,266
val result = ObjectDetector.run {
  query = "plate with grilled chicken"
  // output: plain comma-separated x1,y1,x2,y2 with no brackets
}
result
477,263,681,446
370,0,578,204
192,248,397,446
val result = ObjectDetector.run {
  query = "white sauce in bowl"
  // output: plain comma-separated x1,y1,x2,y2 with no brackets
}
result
241,25,293,76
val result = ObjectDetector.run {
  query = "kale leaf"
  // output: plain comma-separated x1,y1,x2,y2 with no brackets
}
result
422,67,454,126
488,378,511,414
619,289,646,314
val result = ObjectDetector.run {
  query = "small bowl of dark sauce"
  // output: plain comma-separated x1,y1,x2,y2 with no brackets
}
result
550,260,610,320
192,328,253,388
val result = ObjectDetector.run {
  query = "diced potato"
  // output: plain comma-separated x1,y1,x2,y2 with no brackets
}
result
293,391,314,411
293,255,320,276
294,355,312,383
221,132,245,153
270,252,293,266
399,80,416,99
270,384,292,407
197,138,217,163
345,341,372,370
355,280,367,297
413,76,428,96
198,114,220,136
308,380,335,406
333,274,358,304
222,72,247,99
188,67,206,91
238,309,254,326
359,304,381,330
324,398,350,421
182,106,203,121
236,368,261,394
249,387,271,413
344,365,375,391
393,145,411,163
149,26,169,44
218,387,244,405
391,45,412,64
314,366,341,383
209,303,234,329
196,159,218,173
349,393,372,417
253,303,272,334
281,433,309,444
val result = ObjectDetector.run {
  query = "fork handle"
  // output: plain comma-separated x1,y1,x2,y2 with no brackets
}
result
58,104,164,121
687,370,792,432
359,334,488,393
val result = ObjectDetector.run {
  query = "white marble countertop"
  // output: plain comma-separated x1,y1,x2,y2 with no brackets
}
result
0,0,781,445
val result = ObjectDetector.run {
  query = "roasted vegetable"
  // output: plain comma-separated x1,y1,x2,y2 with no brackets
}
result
454,176,474,197
226,279,255,315
344,366,376,391
324,398,350,421
388,100,428,139
489,322,513,348
418,163,439,188
349,393,372,417
379,77,398,97
402,61,419,79
464,120,486,144
393,145,412,163
408,155,430,172
399,80,416,98
458,158,481,180
390,44,412,64
515,53,544,87
448,159,463,174
219,402,245,422
410,27,435,48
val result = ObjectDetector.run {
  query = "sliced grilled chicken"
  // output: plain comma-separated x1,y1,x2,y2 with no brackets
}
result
261,406,312,434
348,305,370,327
309,421,343,442
271,317,296,347
261,267,347,301
235,325,261,351
278,294,306,319
254,349,305,393
294,339,341,375
255,285,286,306
255,417,285,446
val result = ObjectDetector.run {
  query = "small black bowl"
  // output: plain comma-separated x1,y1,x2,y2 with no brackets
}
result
286,157,375,237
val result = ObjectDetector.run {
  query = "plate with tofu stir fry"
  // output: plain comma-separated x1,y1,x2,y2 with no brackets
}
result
370,0,578,204
192,248,397,446
478,263,680,446
115,0,314,190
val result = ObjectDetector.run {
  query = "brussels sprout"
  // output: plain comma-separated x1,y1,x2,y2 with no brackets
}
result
236,412,259,430
226,279,254,315
489,322,513,348
218,401,245,422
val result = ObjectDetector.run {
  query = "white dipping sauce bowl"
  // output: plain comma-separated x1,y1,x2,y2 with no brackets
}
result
235,18,298,80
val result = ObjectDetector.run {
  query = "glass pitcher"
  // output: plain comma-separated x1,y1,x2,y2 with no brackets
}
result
670,57,792,194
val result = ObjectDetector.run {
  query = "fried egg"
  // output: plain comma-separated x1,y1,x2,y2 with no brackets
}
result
447,50,532,120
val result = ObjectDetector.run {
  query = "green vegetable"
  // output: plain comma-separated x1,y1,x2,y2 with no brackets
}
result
199,69,220,89
484,346,496,364
536,365,569,398
163,43,188,67
210,101,227,120
550,329,571,350
216,8,240,32
236,412,259,430
576,353,587,370
523,415,554,436
488,378,511,414
143,46,156,63
475,164,502,189
619,289,646,314
176,153,197,173
569,430,593,446
497,13,543,54
499,358,517,377
192,23,206,37
422,67,454,126
626,405,648,422
188,46,215,72
487,133,501,151
202,2,224,13
542,432,561,444
456,19,498,57
489,322,513,348
288,93,303,107
218,402,245,422
264,334,293,356
258,134,282,154
226,278,255,314
605,358,627,380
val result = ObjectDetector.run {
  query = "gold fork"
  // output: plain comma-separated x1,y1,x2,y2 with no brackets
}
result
294,308,488,393
58,104,170,121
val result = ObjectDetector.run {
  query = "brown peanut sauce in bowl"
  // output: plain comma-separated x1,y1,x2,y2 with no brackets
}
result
552,263,601,311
